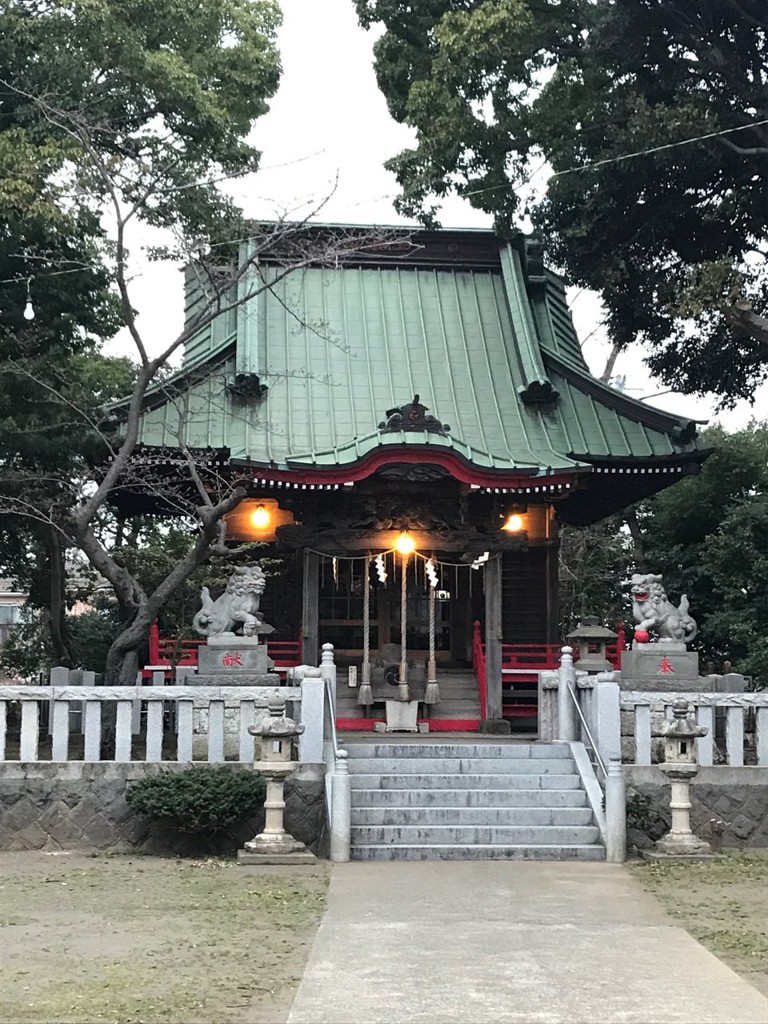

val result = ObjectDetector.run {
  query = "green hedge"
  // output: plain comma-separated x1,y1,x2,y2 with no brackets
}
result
126,766,266,834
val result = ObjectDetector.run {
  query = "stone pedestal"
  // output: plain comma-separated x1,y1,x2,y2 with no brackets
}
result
620,641,699,689
651,764,712,857
190,634,280,687
238,768,316,864
384,699,419,732
184,636,283,757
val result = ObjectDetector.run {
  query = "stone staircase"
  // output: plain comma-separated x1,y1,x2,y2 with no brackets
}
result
346,740,605,861
335,668,481,725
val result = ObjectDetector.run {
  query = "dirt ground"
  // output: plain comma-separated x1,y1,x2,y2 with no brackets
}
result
632,851,768,998
2,850,766,1024
0,852,329,1024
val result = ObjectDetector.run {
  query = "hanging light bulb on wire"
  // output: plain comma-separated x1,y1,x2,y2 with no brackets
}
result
23,277,35,321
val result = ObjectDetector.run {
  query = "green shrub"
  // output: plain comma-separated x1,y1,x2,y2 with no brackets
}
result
126,766,266,834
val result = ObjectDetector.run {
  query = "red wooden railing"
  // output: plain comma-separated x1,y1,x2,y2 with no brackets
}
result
472,622,627,719
145,623,302,678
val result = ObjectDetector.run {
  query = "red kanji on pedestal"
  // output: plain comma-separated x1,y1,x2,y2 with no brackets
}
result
658,656,676,674
222,652,243,667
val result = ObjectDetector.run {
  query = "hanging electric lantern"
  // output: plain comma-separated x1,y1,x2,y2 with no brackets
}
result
23,277,35,321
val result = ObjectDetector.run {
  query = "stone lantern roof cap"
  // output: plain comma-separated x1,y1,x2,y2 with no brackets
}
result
567,616,617,641
250,696,305,738
660,699,708,739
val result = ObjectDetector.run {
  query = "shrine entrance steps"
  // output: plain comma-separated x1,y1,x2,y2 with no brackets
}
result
345,740,605,862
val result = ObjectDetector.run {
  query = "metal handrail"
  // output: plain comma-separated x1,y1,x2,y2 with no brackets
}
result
566,680,607,783
324,677,342,759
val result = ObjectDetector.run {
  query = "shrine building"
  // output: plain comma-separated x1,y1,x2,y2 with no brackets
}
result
120,226,708,732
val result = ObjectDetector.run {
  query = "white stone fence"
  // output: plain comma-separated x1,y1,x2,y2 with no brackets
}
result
621,691,768,767
0,680,326,765
539,660,768,767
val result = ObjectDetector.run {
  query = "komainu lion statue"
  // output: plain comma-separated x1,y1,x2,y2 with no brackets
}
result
631,573,697,642
193,565,267,637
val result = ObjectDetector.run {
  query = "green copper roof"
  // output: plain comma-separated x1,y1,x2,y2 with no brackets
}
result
137,233,703,477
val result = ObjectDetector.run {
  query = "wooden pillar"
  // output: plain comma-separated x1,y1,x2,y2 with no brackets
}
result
545,541,560,643
301,548,319,666
481,552,510,734
545,511,560,643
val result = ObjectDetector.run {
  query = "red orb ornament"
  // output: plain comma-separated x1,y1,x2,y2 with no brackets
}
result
634,628,650,644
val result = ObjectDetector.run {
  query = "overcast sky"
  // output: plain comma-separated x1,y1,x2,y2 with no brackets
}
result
122,0,765,431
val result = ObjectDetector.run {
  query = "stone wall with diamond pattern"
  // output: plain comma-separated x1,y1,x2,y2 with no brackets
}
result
0,762,327,856
625,766,768,852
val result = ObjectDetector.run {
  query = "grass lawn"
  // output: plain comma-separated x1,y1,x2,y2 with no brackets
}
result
0,852,329,1024
632,851,768,998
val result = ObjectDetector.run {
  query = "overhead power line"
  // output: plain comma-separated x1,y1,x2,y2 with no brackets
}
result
550,118,768,179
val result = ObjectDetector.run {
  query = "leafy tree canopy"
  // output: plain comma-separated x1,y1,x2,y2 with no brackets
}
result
635,422,768,684
558,515,634,634
0,0,283,677
356,0,768,404
1,0,281,235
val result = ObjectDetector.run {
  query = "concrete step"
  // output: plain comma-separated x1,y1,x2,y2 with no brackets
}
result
335,706,480,718
350,806,595,827
423,689,480,697
350,788,589,808
350,843,605,861
345,757,576,775
349,772,583,790
422,701,481,712
350,824,601,845
343,742,571,759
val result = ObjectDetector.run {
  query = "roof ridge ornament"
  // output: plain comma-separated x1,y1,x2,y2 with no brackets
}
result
379,394,450,436
671,420,698,444
518,379,559,407
226,372,268,403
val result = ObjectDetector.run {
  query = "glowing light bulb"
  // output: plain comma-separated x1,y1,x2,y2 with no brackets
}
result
502,513,524,533
23,299,35,321
395,532,416,556
250,504,270,528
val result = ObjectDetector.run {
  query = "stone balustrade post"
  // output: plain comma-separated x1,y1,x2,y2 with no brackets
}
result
605,758,627,863
298,671,324,763
557,646,578,742
330,749,351,863
593,673,621,763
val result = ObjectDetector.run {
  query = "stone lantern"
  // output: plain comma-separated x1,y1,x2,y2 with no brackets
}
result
653,699,712,858
238,696,316,865
567,617,617,673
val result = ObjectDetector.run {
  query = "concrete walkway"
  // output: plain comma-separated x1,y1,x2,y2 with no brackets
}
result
286,861,768,1024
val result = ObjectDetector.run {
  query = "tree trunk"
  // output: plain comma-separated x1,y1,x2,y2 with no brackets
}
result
104,607,152,685
600,342,622,384
725,301,768,348
41,525,72,666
